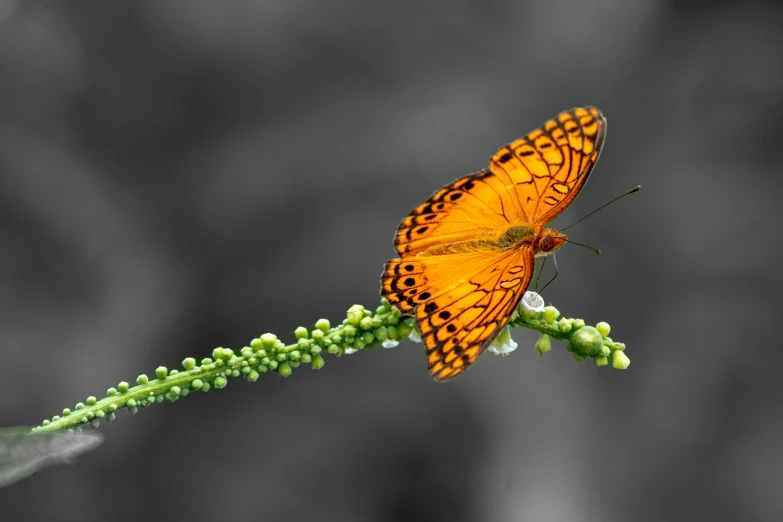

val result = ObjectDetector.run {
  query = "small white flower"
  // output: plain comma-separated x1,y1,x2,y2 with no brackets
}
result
520,291,545,317
488,326,518,356
407,324,422,344
344,348,358,355
381,339,399,349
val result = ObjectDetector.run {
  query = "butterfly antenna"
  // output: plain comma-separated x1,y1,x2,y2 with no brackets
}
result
538,253,559,294
563,238,602,256
560,185,641,232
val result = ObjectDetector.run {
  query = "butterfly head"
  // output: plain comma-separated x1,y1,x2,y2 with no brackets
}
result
535,228,568,257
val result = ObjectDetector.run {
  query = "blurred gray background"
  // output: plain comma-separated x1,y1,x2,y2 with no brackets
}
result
1,1,782,520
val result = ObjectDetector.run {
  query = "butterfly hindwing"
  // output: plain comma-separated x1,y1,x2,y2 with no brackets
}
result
416,250,534,381
381,249,534,381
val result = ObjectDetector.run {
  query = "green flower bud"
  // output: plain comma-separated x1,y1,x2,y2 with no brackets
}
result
359,316,374,331
118,381,130,393
387,325,399,340
558,318,572,334
596,322,611,338
213,348,234,362
568,326,603,357
374,327,388,341
155,367,168,380
535,333,552,355
542,306,559,324
612,351,631,370
346,306,364,326
294,326,309,339
593,355,608,367
277,363,292,377
315,319,330,333
260,333,278,350
311,354,325,370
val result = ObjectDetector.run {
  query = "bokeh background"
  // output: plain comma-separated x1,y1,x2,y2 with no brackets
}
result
1,0,782,520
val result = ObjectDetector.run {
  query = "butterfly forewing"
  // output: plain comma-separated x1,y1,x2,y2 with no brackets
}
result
489,107,606,226
394,170,512,257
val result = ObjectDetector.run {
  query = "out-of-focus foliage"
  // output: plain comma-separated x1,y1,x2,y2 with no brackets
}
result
1,1,781,520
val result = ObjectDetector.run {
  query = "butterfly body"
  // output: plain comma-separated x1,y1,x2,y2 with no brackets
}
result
416,224,565,258
381,107,606,381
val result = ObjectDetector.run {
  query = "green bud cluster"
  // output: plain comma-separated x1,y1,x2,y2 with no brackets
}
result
32,299,409,433
506,301,629,370
32,298,628,434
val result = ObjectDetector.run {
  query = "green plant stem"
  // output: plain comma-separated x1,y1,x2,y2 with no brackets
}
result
31,298,628,434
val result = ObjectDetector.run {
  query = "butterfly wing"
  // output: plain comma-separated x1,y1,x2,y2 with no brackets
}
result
382,248,534,381
382,107,607,381
488,106,606,225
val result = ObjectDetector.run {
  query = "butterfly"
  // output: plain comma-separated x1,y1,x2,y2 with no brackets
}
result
380,107,606,381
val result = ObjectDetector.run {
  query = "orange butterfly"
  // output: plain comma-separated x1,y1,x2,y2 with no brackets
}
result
381,107,606,381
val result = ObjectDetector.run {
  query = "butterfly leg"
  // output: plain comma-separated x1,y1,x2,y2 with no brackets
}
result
537,253,559,294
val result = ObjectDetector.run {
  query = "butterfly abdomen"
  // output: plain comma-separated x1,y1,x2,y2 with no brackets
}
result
416,225,537,257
